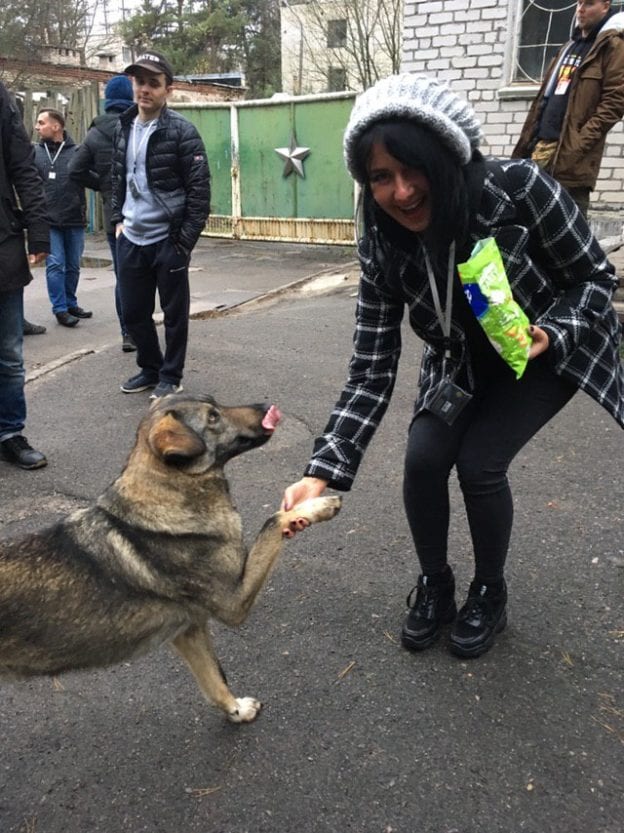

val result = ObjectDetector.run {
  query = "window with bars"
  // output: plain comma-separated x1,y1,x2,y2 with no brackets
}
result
516,0,624,82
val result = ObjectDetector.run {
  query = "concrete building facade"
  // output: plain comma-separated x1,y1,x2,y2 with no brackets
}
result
281,0,401,95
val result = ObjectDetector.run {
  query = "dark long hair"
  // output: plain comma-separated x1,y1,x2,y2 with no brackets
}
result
352,120,471,272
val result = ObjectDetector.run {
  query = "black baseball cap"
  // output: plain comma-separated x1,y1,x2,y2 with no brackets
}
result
124,51,174,83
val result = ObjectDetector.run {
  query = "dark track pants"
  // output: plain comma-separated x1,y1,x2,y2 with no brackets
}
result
117,234,190,385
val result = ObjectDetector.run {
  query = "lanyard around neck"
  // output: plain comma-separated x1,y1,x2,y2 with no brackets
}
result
131,118,156,170
44,140,65,167
422,239,456,362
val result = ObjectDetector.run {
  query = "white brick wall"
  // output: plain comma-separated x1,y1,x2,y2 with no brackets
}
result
402,0,624,215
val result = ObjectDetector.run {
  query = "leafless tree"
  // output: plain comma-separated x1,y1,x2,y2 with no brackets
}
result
282,0,403,94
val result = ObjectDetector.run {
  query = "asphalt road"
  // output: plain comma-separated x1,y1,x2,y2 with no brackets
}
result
1,278,623,833
20,233,358,378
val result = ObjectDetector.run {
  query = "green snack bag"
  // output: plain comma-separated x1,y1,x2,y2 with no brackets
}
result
457,237,532,379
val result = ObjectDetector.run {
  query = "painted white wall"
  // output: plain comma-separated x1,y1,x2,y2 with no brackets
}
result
281,1,398,95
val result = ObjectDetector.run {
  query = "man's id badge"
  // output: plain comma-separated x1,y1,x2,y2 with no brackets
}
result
48,171,56,180
129,176,141,199
554,78,571,96
427,378,472,426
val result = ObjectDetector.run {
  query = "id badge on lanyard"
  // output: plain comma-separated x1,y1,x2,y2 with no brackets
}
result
45,141,64,181
423,241,472,426
554,77,571,96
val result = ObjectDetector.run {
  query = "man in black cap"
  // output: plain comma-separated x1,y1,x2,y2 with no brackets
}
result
110,51,211,399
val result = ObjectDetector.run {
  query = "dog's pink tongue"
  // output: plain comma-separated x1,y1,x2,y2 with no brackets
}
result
262,405,282,431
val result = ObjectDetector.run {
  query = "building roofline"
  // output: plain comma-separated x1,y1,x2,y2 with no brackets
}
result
0,55,245,97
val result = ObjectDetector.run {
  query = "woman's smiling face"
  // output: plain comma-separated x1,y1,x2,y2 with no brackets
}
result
367,141,432,233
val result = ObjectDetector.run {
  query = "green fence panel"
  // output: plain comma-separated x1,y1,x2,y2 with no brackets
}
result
237,98,354,220
181,107,232,216
177,95,356,229
238,104,298,218
290,98,354,220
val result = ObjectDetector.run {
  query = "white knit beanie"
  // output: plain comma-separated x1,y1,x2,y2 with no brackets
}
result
343,73,483,182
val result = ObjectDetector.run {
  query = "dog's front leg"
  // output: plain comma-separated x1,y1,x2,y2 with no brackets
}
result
216,495,342,626
172,625,261,723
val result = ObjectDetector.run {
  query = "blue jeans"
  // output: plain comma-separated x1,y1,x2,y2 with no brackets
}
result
45,226,85,314
0,289,26,441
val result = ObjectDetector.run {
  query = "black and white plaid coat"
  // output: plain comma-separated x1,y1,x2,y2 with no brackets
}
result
305,159,624,491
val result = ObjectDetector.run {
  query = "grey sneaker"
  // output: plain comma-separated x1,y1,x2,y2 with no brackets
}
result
121,371,158,393
149,382,184,400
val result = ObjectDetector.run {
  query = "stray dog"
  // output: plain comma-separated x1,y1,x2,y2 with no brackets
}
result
0,395,341,722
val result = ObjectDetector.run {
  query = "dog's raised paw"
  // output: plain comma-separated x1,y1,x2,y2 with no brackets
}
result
318,495,342,520
292,495,342,524
228,697,262,723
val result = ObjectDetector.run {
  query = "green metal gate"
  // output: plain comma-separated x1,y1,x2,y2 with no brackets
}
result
177,91,356,244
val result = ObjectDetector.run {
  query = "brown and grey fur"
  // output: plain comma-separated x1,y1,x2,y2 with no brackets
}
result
0,395,340,722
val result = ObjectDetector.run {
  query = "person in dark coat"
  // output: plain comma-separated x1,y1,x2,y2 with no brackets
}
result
0,81,49,469
110,51,211,399
34,108,91,328
70,75,136,351
282,73,624,660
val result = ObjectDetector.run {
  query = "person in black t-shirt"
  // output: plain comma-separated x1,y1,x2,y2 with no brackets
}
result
513,0,624,216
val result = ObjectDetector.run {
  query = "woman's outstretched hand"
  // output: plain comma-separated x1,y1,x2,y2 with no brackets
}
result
528,324,550,359
281,476,329,537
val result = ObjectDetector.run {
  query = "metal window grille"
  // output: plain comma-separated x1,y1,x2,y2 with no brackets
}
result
516,0,624,82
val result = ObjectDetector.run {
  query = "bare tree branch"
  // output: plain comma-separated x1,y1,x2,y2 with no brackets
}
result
282,0,403,93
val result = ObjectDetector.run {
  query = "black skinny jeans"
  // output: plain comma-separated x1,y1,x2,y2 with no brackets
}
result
403,355,576,584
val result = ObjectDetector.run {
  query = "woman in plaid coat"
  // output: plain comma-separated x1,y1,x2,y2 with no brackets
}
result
282,74,624,659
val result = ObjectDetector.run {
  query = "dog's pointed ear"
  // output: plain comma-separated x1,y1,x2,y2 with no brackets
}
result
148,411,207,464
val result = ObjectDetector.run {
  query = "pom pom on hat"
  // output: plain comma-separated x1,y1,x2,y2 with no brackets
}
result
343,73,483,182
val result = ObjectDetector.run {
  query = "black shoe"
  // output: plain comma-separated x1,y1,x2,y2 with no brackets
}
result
121,333,137,352
120,371,158,393
68,306,93,319
23,319,46,335
450,580,507,659
401,567,457,651
0,435,47,470
55,311,79,328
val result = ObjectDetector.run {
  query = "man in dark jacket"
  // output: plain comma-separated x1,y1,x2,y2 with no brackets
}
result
34,108,92,327
110,51,211,399
0,82,49,469
70,75,136,351
513,0,624,216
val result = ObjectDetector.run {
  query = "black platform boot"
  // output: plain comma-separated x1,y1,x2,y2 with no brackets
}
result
449,579,507,658
401,566,457,651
